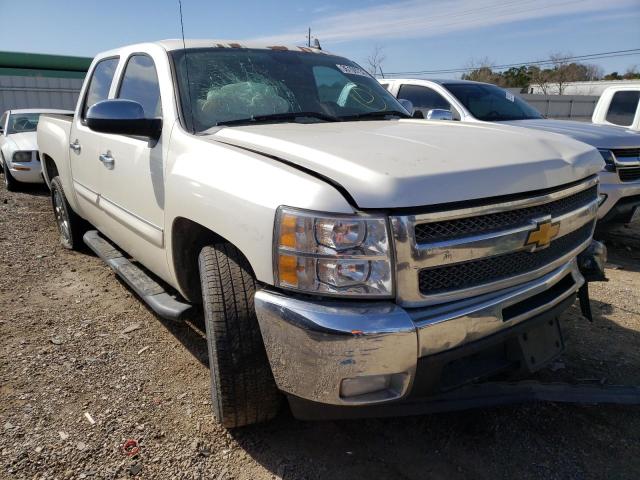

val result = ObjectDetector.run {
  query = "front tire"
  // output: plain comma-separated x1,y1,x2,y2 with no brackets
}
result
2,157,20,192
198,243,281,428
50,176,86,250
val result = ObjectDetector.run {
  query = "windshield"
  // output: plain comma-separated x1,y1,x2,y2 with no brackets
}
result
171,48,406,132
443,83,543,121
7,113,41,134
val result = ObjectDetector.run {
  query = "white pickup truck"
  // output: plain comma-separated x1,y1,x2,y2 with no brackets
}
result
592,84,640,132
38,40,606,427
382,79,640,226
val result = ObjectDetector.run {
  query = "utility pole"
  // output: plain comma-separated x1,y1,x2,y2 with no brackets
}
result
308,28,311,47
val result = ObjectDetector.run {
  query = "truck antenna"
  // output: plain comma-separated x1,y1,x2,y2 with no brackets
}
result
179,0,196,133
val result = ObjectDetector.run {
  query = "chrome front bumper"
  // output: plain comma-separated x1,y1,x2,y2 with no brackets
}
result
255,259,585,407
598,170,640,221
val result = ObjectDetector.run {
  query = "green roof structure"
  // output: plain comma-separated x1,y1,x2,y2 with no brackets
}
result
0,51,92,78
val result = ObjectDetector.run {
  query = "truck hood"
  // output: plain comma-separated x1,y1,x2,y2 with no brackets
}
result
500,119,640,149
6,132,38,151
210,120,604,209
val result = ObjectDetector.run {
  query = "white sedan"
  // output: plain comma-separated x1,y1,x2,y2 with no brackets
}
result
1,109,73,191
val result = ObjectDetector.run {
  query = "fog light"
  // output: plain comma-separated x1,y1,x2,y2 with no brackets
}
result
598,193,607,207
341,375,391,398
339,373,410,401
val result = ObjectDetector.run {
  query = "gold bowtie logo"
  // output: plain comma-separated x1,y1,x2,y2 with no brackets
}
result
525,220,560,249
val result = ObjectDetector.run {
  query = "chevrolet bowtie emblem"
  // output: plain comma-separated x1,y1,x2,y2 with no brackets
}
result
525,220,560,249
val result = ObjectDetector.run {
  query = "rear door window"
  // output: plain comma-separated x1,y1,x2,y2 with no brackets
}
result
606,91,640,126
82,58,119,118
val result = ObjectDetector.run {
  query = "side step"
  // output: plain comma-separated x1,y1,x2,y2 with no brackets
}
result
83,230,192,321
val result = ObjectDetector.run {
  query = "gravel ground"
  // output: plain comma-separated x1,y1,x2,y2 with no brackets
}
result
1,182,639,480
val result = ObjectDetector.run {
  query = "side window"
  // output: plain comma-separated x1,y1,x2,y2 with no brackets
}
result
398,84,451,111
118,55,162,117
606,91,640,126
379,83,390,91
82,58,119,118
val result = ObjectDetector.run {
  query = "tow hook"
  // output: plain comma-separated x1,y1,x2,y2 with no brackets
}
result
577,240,608,321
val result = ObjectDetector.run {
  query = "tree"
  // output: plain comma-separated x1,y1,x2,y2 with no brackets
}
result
366,46,386,77
461,57,500,84
528,65,553,94
623,65,640,80
549,52,578,95
604,71,623,80
502,66,531,89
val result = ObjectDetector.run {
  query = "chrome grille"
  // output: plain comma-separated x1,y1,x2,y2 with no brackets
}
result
390,176,599,307
415,185,597,243
418,222,593,295
619,167,640,182
611,148,640,158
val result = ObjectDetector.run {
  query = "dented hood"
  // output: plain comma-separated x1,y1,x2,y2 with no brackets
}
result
210,119,604,209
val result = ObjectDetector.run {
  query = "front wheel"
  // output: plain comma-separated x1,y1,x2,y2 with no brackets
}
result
50,176,86,250
2,157,20,192
198,243,281,428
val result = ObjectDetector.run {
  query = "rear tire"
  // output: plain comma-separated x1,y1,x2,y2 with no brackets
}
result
198,243,281,428
50,176,86,250
2,157,20,192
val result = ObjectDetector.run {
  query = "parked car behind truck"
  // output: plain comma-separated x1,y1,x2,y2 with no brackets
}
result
592,83,640,132
382,79,640,226
38,40,605,427
0,109,73,190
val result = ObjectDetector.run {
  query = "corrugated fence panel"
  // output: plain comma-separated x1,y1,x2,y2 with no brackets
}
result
0,75,83,113
519,94,599,121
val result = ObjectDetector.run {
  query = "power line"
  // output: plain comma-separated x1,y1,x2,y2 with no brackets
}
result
383,48,640,77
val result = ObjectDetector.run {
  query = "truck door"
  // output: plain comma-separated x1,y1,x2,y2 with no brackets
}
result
94,53,167,272
69,57,120,226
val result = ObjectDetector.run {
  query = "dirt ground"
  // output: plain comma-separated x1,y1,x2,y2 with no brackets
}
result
1,182,639,480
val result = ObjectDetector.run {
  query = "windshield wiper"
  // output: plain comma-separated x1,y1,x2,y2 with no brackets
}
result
340,110,411,121
216,111,340,127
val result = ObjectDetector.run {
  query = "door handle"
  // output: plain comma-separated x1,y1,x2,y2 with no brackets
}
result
98,151,114,169
69,140,81,153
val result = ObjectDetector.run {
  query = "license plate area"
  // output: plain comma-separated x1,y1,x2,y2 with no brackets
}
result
518,317,564,372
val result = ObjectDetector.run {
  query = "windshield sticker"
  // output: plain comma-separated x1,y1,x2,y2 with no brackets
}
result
336,64,369,77
505,91,515,102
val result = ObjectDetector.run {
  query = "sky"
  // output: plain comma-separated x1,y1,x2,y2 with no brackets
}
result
1,0,640,77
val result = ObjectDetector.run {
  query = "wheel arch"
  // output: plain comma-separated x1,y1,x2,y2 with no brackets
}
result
41,153,59,189
170,217,257,303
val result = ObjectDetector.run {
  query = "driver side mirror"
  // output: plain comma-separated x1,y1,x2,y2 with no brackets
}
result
86,99,162,139
425,109,453,121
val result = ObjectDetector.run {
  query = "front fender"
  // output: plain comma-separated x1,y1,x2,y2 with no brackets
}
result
164,128,355,288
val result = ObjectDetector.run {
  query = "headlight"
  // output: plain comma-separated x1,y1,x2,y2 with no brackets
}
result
12,151,33,163
598,149,616,171
274,207,393,297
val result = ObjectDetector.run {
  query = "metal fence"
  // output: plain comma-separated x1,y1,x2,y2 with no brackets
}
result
0,75,84,114
519,94,599,121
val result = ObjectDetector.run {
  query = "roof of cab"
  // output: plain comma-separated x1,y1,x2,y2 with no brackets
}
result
383,78,492,86
156,39,327,54
93,39,331,62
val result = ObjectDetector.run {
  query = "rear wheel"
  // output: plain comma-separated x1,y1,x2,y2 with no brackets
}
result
50,176,86,250
2,157,19,192
198,243,281,428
